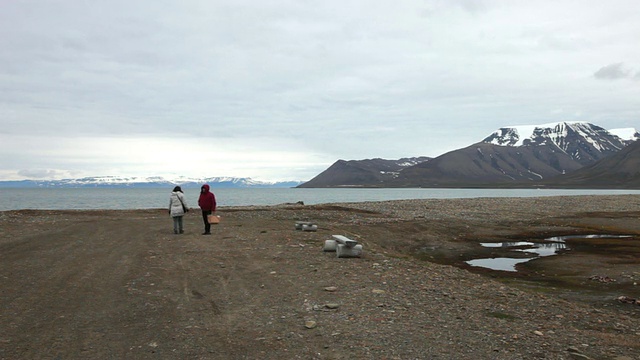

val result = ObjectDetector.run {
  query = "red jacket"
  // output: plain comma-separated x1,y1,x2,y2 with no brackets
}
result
198,184,217,211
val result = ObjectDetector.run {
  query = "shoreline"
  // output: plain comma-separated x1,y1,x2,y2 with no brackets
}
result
1,191,639,208
2,188,640,212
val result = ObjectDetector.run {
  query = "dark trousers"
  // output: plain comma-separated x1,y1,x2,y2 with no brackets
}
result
201,210,212,233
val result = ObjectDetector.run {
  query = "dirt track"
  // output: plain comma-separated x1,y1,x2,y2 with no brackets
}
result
1,196,639,359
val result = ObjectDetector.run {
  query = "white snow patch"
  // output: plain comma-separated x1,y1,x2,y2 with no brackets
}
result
610,128,639,141
527,170,543,179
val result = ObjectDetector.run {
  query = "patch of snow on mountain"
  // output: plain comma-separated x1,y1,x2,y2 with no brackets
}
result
510,125,539,146
397,162,417,167
610,128,639,141
484,127,520,146
68,176,163,185
527,170,543,179
485,125,537,146
569,122,602,151
485,121,610,148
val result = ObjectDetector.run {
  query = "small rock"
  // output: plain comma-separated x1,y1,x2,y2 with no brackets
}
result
324,286,338,292
567,346,581,353
372,289,386,294
325,303,340,309
568,353,592,360
533,331,544,336
305,320,317,329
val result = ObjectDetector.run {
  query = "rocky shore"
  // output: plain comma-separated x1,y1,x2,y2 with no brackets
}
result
1,195,639,359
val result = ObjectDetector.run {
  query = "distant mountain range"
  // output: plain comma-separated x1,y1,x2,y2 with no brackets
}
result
6,122,638,189
299,122,640,188
0,176,302,188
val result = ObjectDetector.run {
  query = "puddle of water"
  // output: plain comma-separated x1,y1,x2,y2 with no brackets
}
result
468,242,567,271
466,257,531,272
465,235,628,272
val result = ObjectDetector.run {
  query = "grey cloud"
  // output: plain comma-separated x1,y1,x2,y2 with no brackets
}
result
593,63,633,80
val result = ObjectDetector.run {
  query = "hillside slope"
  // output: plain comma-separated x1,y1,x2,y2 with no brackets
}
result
391,142,582,187
544,139,640,188
299,157,429,188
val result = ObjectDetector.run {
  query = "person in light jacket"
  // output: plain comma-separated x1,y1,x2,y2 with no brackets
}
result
198,184,217,235
169,186,189,234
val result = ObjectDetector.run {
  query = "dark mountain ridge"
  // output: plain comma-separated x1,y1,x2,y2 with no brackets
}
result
390,142,582,187
298,157,430,188
299,122,639,188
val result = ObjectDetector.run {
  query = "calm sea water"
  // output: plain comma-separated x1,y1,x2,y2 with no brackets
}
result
1,187,639,211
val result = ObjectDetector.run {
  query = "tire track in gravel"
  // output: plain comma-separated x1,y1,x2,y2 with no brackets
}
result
165,221,282,358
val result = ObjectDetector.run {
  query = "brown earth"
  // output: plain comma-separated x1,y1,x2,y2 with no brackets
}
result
1,195,639,359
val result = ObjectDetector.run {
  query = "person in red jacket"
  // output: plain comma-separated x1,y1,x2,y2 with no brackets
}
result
198,184,217,235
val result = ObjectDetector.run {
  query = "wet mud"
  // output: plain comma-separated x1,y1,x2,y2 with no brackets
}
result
423,231,640,307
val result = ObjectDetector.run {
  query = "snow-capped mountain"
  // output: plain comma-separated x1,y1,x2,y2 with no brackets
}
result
481,122,632,165
0,176,303,188
389,121,638,187
300,121,638,188
485,122,639,146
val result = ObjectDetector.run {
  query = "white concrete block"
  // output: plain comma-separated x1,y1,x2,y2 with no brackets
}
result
336,244,363,258
332,235,358,247
295,221,314,230
302,224,318,232
323,239,337,252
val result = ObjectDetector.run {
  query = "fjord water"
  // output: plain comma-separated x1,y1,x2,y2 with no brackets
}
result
2,187,640,211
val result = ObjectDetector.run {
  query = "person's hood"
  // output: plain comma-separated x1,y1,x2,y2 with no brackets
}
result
201,184,210,192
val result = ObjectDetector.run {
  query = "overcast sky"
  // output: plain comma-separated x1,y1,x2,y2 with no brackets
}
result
1,0,639,181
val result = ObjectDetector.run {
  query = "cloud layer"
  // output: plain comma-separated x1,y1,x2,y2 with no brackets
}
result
594,63,639,80
1,0,639,180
